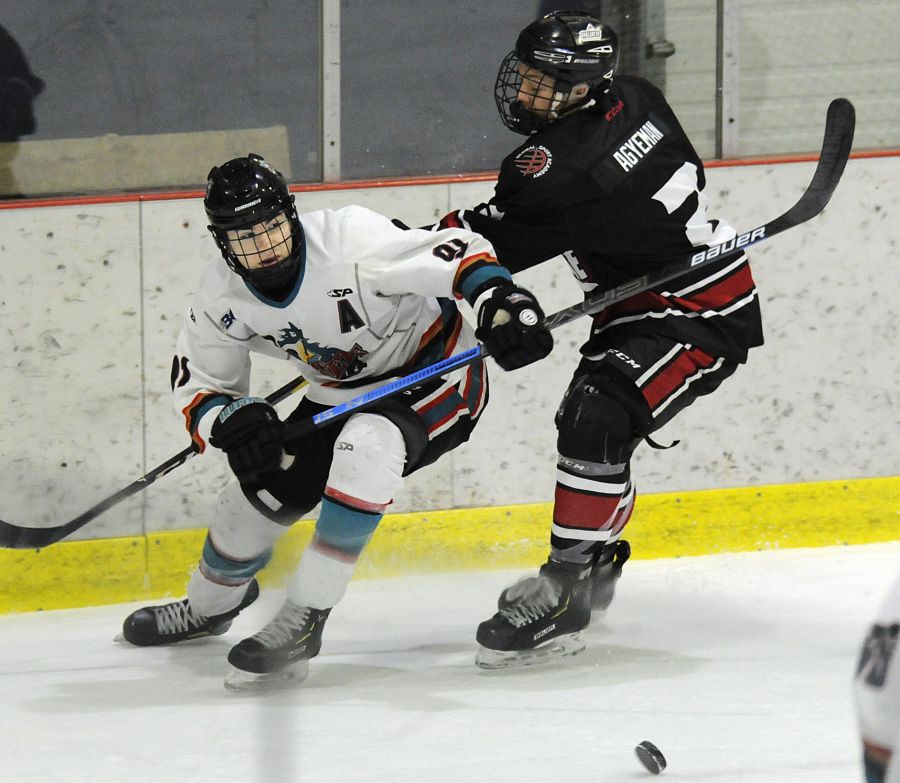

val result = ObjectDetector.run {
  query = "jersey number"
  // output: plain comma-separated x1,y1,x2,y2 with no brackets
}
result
433,238,469,262
171,355,191,390
561,250,591,283
651,162,721,247
856,623,899,688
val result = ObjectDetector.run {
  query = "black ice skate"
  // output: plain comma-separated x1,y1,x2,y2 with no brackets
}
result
224,600,331,691
119,579,260,646
590,539,630,610
475,559,592,669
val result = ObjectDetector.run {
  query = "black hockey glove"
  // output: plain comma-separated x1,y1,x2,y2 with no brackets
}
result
209,397,285,485
476,282,553,371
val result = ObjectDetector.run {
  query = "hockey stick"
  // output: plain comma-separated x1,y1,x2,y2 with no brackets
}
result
0,376,309,549
282,97,855,438
0,99,853,549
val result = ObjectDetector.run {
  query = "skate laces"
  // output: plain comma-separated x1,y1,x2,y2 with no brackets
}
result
499,576,562,628
251,601,311,649
155,600,206,635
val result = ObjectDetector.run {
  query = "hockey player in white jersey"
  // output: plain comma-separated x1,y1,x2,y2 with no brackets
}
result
119,154,552,689
854,570,900,782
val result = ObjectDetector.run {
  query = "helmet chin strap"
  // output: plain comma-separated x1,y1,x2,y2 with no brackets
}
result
559,96,596,118
509,101,548,134
549,90,568,117
513,90,595,132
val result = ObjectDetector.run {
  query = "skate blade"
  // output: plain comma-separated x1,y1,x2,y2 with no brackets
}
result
224,660,310,692
475,632,585,670
111,628,228,645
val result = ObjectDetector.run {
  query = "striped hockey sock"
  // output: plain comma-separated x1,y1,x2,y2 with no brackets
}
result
550,455,636,564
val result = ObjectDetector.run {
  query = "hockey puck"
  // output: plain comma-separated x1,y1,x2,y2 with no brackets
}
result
635,740,667,775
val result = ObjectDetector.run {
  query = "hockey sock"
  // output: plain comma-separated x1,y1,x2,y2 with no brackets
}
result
188,541,265,617
551,458,636,564
288,496,382,609
199,533,272,584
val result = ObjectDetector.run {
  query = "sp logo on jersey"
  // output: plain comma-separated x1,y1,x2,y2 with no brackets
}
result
514,145,553,178
327,288,354,297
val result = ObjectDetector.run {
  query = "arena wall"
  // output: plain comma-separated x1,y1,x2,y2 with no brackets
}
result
1,154,897,611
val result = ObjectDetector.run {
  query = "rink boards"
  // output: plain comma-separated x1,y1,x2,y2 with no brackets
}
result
1,154,898,614
1,475,897,613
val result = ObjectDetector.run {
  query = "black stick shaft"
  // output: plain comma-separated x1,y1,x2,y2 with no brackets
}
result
0,375,308,549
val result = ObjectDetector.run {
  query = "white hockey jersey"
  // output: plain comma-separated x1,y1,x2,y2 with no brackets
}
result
855,569,900,782
172,205,510,451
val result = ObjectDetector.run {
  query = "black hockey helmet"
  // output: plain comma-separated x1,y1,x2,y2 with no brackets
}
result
204,153,304,294
495,10,619,134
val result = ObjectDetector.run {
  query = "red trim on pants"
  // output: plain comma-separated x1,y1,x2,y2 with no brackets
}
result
641,346,716,410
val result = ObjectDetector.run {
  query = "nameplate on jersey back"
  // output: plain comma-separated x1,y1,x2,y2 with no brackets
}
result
594,111,671,192
613,121,665,172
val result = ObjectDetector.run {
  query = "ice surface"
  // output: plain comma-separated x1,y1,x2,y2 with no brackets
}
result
1,542,897,783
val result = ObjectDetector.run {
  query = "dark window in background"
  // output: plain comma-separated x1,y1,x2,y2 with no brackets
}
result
2,1,897,198
339,1,670,180
339,1,538,179
1,1,658,195
1,0,320,195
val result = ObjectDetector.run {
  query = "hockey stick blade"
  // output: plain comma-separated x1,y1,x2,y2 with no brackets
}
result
0,377,309,549
282,97,855,438
767,97,855,232
542,97,855,333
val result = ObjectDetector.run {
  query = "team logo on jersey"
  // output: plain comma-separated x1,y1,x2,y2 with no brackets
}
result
514,145,553,178
274,322,322,363
312,343,368,380
269,321,368,379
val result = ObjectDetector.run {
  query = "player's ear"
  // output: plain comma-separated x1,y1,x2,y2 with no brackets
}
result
569,83,590,102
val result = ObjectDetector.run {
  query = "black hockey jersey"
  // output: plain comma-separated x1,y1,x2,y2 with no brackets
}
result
440,75,764,363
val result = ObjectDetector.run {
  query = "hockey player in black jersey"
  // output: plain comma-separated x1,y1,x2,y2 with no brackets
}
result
429,10,764,667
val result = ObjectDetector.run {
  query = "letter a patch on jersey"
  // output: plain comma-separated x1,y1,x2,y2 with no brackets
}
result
337,299,365,333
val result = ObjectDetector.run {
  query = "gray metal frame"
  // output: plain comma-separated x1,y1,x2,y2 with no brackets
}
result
320,0,341,182
716,0,741,158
